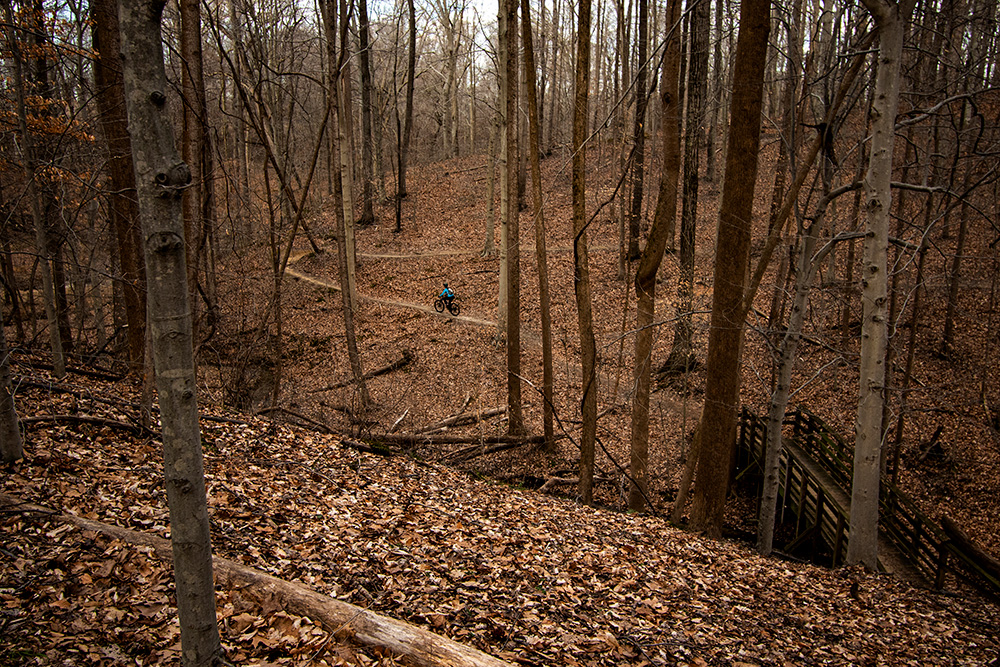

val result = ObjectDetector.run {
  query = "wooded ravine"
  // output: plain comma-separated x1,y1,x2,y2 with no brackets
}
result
3,0,1000,663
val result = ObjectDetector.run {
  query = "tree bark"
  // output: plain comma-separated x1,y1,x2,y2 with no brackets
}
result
849,0,915,570
629,0,682,512
92,0,146,372
117,0,222,661
572,0,597,505
0,323,21,463
399,0,417,200
322,0,370,409
357,0,376,226
504,0,524,435
522,0,555,450
625,0,649,262
690,0,770,537
663,0,709,373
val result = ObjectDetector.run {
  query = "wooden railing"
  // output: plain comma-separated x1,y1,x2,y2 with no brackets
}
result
737,407,1000,597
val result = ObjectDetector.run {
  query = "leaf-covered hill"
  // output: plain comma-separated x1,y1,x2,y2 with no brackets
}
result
3,369,998,666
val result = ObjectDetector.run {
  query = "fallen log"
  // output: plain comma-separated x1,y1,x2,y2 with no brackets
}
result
310,350,414,393
1,493,517,667
418,407,506,435
375,433,546,447
21,414,151,437
256,406,335,433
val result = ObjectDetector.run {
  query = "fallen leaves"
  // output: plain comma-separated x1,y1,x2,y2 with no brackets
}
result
4,376,1000,666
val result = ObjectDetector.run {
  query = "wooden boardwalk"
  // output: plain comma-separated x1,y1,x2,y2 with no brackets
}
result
737,408,1000,595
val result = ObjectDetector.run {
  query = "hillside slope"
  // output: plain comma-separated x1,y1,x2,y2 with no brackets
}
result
2,368,998,666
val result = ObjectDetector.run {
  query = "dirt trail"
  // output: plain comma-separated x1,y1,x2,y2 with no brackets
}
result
285,251,693,415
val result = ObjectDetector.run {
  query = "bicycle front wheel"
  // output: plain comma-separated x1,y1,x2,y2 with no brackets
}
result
434,299,446,313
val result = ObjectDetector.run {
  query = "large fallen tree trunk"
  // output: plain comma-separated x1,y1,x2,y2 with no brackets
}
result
1,494,517,667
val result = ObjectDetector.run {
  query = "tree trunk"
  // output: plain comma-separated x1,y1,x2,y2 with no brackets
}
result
357,0,376,226
758,186,856,554
629,0,682,512
522,0,555,451
848,0,915,570
546,0,561,152
572,0,597,505
322,0,371,410
504,0,523,435
92,0,146,372
338,30,359,312
482,114,499,257
690,0,770,537
626,0,649,262
180,0,211,353
0,322,21,463
117,0,222,662
663,0,708,373
2,0,65,379
398,0,417,200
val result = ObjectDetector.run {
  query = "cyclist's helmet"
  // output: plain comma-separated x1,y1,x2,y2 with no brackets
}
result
443,282,448,287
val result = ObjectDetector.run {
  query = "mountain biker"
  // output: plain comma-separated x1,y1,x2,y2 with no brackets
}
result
439,282,455,309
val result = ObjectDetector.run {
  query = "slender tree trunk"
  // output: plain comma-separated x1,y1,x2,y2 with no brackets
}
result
2,0,65,379
627,0,649,262
690,0,770,537
848,0,915,570
180,0,208,352
498,3,510,335
503,0,523,434
0,321,21,463
629,0,682,512
757,185,856,553
522,0,554,450
483,114,499,257
573,0,597,505
546,0,560,152
338,25,359,312
399,0,417,200
118,0,221,661
664,0,708,373
322,0,370,409
93,0,146,372
357,0,376,226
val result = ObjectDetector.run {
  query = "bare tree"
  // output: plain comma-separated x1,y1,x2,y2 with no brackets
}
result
0,321,20,463
322,0,371,409
662,0,709,374
357,0,377,226
503,0,524,434
849,0,917,570
572,0,597,504
2,0,65,378
629,0,682,512
626,0,649,261
522,0,554,449
118,0,222,660
92,0,146,372
690,0,771,536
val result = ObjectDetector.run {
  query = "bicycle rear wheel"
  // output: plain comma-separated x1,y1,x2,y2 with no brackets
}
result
449,302,461,316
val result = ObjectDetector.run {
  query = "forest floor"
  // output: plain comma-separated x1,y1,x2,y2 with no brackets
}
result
4,139,1000,664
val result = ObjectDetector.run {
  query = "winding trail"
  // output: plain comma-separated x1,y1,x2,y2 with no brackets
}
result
284,249,692,415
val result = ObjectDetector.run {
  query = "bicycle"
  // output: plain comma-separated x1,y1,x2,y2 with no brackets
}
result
434,296,461,316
